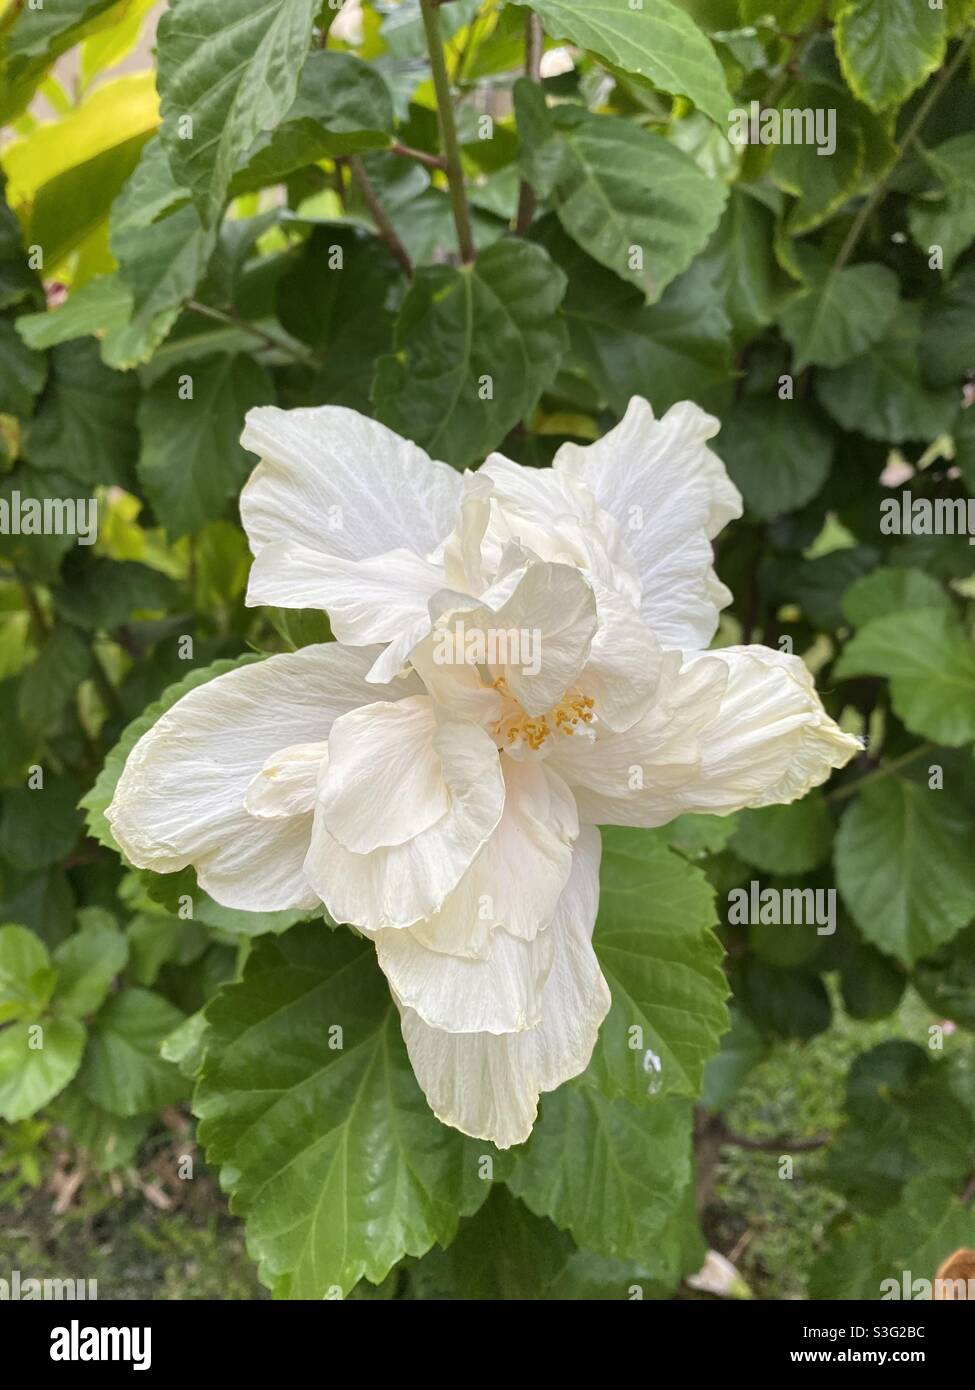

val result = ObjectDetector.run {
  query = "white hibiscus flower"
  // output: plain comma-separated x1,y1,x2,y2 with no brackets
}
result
106,397,860,1149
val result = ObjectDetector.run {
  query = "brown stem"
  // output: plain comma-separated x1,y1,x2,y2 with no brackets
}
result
826,741,935,803
185,300,316,364
515,13,544,236
347,156,414,277
391,140,446,172
722,1130,830,1154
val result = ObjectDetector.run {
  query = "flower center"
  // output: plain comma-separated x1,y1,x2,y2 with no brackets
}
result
490,677,595,751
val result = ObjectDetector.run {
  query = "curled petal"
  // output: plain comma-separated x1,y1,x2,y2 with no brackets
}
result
442,453,642,607
681,645,862,810
376,923,555,1035
548,651,728,826
552,646,859,825
304,718,505,930
396,827,610,1149
408,758,579,960
319,696,452,853
554,397,742,650
244,741,328,819
106,645,418,911
240,405,460,641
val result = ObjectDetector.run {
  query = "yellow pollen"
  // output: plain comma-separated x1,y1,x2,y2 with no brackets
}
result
494,690,595,750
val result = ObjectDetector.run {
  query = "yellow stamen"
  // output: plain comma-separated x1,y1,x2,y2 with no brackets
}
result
494,689,595,750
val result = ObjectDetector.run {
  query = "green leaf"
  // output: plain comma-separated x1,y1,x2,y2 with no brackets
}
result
816,305,958,443
811,1178,975,1300
126,912,206,987
0,924,56,1024
78,987,187,1116
834,608,975,746
835,778,975,966
0,0,116,124
81,654,263,851
52,912,129,1018
840,567,950,627
958,404,975,495
137,353,273,537
700,1008,766,1113
276,225,401,415
0,179,44,311
836,0,946,113
0,318,47,418
194,926,489,1297
0,1016,86,1121
14,276,133,352
0,779,82,870
766,545,878,631
535,218,734,416
26,131,151,273
156,0,321,225
838,933,906,1021
515,0,733,125
506,1085,693,1258
409,1187,573,1300
921,263,975,388
24,339,140,486
5,0,114,60
730,795,833,875
587,827,728,1105
660,812,739,858
160,1008,209,1079
908,133,975,276
53,559,176,632
50,1085,150,1172
0,865,75,953
821,1042,969,1214
232,50,393,194
106,138,215,368
913,922,975,1029
515,83,728,303
740,0,823,24
17,625,93,736
373,238,567,467
697,188,792,345
779,264,899,372
718,398,833,519
739,957,831,1039
264,606,333,653
770,83,864,235
550,1183,706,1298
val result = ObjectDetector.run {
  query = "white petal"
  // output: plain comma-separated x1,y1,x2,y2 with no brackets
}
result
484,561,598,716
409,757,579,959
319,696,452,854
680,645,862,810
581,579,663,733
397,826,611,1149
240,404,460,633
246,542,448,649
365,544,531,688
376,921,555,1035
243,741,328,818
304,721,505,930
442,455,642,607
430,560,598,718
554,397,742,650
106,644,418,911
548,651,728,826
